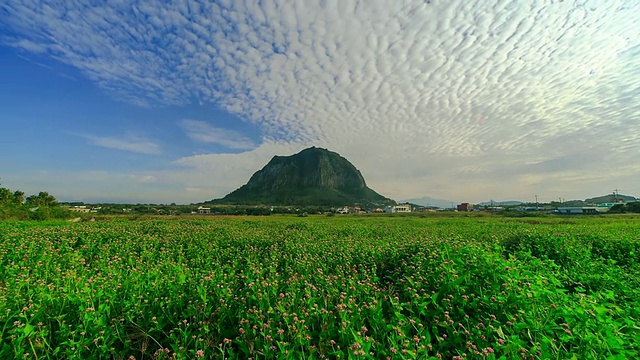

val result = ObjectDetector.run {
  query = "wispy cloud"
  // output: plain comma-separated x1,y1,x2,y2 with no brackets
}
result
2,1,639,201
179,119,255,150
77,133,161,155
10,39,47,53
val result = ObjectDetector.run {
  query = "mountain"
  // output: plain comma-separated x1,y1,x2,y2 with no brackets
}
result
584,194,638,204
477,200,524,206
400,196,456,209
210,147,394,206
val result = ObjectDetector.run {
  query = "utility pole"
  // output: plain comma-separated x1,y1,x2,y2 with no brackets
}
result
613,189,619,202
535,194,538,206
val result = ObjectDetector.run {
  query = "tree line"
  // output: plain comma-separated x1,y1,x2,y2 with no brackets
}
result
0,183,67,220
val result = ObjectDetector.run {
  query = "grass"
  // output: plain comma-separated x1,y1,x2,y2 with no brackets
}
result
0,215,638,359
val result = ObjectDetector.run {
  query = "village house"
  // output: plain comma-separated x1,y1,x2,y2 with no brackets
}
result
69,205,99,213
457,203,473,212
385,204,412,213
197,206,211,214
335,206,350,214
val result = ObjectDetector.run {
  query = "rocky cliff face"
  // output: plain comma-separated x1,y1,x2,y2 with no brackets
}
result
212,147,392,206
245,147,367,190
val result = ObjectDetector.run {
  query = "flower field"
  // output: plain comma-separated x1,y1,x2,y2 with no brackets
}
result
1,216,639,359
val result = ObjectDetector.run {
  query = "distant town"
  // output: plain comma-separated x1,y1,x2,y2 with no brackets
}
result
3,181,638,220
62,191,639,217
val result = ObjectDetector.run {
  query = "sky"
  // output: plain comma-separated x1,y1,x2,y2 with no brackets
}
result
0,0,639,205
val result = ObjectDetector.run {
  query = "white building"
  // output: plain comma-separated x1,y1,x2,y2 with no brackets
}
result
335,206,350,214
69,205,98,213
556,207,600,214
385,204,412,213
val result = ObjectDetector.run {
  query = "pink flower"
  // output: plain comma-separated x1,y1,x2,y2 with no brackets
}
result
195,350,204,358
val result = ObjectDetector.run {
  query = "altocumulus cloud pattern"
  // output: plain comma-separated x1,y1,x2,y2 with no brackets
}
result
1,0,639,202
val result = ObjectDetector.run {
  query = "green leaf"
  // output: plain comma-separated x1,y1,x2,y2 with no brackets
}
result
23,324,35,336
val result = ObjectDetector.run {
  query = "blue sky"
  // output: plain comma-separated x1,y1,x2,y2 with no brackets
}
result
1,1,639,204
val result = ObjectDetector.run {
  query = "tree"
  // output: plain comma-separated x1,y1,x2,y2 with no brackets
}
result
627,202,640,213
0,187,11,205
1,184,27,219
25,192,58,207
12,190,24,205
0,182,67,220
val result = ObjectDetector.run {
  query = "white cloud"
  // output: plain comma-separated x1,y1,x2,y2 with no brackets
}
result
11,39,48,53
78,133,161,155
2,0,640,202
179,119,255,150
169,139,305,198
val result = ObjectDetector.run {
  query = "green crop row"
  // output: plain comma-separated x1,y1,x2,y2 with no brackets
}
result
0,216,638,359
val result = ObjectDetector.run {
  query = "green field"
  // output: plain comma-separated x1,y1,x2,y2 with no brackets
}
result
1,216,639,359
